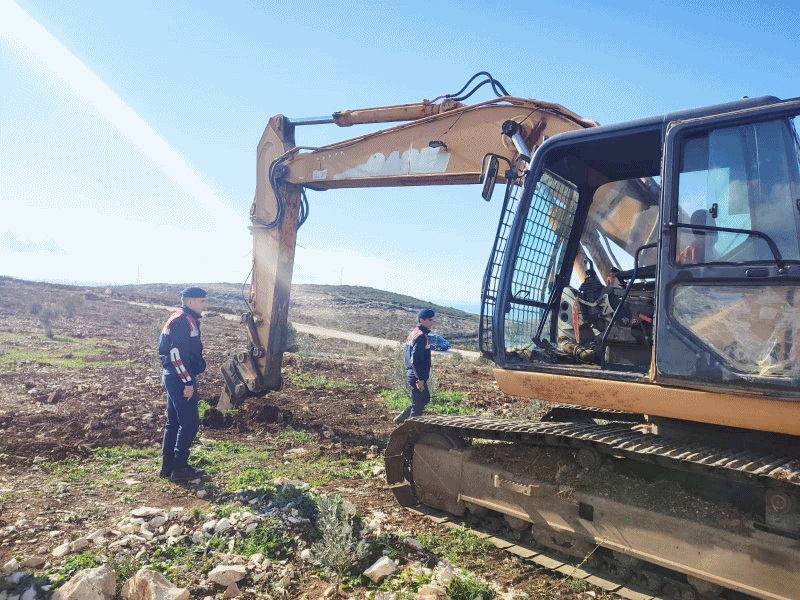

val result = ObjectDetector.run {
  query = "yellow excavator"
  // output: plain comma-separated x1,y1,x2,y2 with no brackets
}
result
220,74,800,599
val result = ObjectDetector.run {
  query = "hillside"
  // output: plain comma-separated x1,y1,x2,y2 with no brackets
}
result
110,282,481,350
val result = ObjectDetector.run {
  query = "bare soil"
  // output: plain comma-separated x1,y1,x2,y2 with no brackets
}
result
0,276,594,599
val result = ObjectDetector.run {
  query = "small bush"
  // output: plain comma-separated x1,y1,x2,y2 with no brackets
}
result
61,294,84,318
286,322,299,353
311,494,369,594
275,484,319,522
39,304,59,338
29,302,42,315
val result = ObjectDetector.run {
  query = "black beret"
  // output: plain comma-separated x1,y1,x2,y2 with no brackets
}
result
180,286,207,298
418,308,436,319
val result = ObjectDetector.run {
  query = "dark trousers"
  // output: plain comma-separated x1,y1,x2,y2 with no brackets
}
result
161,371,199,467
406,377,430,418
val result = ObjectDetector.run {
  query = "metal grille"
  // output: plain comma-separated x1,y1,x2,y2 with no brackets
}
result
504,170,579,350
479,181,525,356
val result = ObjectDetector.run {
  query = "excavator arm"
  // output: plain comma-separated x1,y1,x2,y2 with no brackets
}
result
218,94,597,410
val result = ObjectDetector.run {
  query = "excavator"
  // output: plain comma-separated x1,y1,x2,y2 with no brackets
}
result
219,74,800,599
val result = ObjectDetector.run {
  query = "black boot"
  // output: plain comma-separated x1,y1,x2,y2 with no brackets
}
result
159,455,174,478
170,458,192,482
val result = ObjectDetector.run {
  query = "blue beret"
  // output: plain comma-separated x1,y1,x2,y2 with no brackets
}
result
180,286,207,298
418,308,436,319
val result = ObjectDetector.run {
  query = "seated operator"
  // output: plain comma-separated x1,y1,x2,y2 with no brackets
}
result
556,263,608,364
677,209,717,264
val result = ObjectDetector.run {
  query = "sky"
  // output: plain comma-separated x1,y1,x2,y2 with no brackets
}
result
1,0,798,310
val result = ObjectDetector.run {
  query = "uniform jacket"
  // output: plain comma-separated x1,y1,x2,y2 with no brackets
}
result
158,305,206,384
404,324,432,382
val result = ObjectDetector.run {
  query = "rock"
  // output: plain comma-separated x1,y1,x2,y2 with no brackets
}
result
252,571,266,583
19,556,46,569
222,582,240,599
168,507,185,521
299,549,311,562
52,542,71,558
373,594,398,600
121,568,189,600
202,521,216,535
207,565,247,586
21,587,38,600
249,553,263,565
149,515,167,529
363,557,397,583
372,464,385,476
165,524,182,537
415,584,449,600
435,565,454,587
215,518,231,534
87,528,108,541
196,490,207,499
192,531,203,544
47,391,62,404
70,537,88,552
403,537,424,551
52,565,115,600
323,586,336,598
131,507,162,518
2,558,19,574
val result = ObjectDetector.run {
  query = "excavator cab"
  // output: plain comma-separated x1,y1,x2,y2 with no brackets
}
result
484,96,800,397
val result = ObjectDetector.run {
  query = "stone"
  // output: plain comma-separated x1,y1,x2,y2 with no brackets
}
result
373,594,399,600
149,515,167,529
249,553,263,565
121,568,189,600
207,565,247,586
87,529,107,541
52,542,71,558
165,524,182,537
19,556,45,569
323,586,336,598
252,572,266,583
70,537,89,552
167,507,184,521
299,549,311,562
196,490,207,499
415,584,449,600
52,565,115,600
435,565,454,587
21,587,38,600
192,531,203,544
215,518,231,534
363,557,397,583
403,537,424,551
131,507,162,518
2,558,19,574
222,582,240,599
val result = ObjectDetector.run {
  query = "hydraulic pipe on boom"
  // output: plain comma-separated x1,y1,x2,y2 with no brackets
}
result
217,96,597,411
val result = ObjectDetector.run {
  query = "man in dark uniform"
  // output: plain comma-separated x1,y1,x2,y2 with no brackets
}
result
158,287,208,482
394,308,435,424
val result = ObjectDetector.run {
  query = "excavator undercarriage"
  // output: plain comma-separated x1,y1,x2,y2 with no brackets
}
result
386,414,800,600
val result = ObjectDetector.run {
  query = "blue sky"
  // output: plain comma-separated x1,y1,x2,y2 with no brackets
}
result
1,0,797,307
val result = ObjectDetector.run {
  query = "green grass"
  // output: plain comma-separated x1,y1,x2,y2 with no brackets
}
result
417,526,492,565
0,334,133,370
235,518,295,558
381,389,472,416
447,575,495,600
276,429,313,444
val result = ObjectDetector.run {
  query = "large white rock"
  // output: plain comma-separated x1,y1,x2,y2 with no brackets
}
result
131,507,163,518
121,569,189,600
415,584,449,600
207,565,247,586
222,582,240,599
363,557,397,583
149,515,167,529
52,565,115,600
52,542,71,558
2,558,19,574
215,518,231,534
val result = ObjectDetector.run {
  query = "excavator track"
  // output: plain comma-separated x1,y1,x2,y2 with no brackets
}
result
385,415,800,600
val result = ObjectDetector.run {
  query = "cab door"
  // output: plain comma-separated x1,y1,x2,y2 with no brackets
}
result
655,99,800,396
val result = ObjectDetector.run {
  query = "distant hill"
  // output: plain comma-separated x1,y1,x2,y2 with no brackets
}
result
110,282,480,350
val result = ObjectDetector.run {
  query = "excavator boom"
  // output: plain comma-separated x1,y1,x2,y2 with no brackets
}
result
219,95,597,410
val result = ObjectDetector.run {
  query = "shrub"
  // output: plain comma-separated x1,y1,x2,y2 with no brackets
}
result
286,322,299,352
39,304,59,338
311,494,368,593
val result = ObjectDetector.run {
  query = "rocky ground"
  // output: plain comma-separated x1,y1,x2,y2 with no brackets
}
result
0,276,608,600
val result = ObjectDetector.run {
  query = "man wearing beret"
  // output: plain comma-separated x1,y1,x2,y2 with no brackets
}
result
157,286,208,482
395,308,436,424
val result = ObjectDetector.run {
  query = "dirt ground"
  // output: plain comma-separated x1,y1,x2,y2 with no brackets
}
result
0,277,587,599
